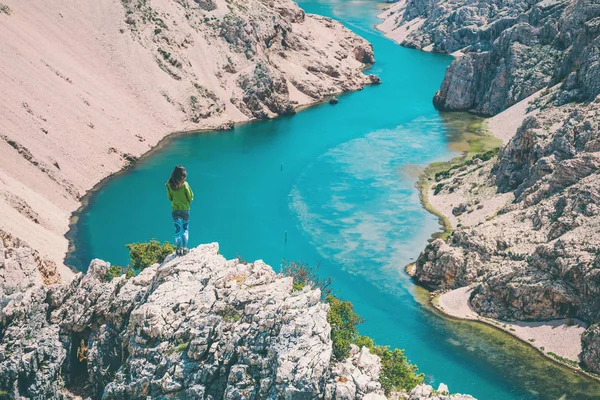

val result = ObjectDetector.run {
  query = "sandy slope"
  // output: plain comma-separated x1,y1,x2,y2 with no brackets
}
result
437,287,587,363
426,92,541,230
377,0,424,45
0,0,374,278
376,1,463,57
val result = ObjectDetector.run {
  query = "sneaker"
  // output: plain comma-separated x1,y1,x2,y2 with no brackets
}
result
182,248,189,255
176,247,182,256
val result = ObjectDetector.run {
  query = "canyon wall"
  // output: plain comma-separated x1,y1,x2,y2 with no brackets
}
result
380,0,600,373
381,0,600,115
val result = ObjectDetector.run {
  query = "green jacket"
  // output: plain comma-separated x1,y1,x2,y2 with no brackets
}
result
166,182,194,210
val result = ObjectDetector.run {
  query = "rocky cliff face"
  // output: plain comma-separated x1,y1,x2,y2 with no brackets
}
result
381,0,600,116
0,244,475,400
384,0,600,375
0,230,59,297
0,244,380,399
413,58,600,373
0,0,375,274
416,97,600,318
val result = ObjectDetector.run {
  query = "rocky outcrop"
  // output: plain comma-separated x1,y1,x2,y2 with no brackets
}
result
0,244,393,399
0,229,59,297
414,96,600,370
382,0,600,375
416,97,600,316
405,384,475,400
582,324,600,373
381,0,600,115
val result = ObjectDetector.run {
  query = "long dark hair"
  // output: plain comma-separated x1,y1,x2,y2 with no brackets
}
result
168,165,187,190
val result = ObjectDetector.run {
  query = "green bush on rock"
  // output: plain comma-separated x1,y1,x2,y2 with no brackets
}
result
375,345,424,394
327,297,424,394
104,265,135,281
126,239,175,270
283,262,424,394
282,260,331,295
326,295,364,360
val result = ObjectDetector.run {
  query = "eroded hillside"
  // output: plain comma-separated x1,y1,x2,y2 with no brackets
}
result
380,0,600,374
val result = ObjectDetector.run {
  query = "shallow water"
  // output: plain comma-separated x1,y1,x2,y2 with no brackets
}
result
69,0,600,398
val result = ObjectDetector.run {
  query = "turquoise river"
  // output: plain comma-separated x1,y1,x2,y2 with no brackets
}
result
69,0,600,398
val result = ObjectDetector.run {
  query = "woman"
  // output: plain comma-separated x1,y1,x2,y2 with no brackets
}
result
166,165,194,255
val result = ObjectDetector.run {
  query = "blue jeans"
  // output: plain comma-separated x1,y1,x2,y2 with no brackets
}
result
172,210,190,249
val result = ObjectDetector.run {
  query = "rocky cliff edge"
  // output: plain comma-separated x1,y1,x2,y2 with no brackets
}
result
0,242,474,400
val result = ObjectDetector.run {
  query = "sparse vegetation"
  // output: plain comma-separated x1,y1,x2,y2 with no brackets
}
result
282,262,424,393
416,115,502,241
282,260,331,294
0,4,11,15
104,265,136,282
218,307,241,322
167,340,188,355
547,352,579,368
433,148,499,182
227,272,247,285
126,239,175,270
157,48,181,68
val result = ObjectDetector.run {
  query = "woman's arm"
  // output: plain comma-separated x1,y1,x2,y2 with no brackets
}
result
166,185,173,201
186,183,194,202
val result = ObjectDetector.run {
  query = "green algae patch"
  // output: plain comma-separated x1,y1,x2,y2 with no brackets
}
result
411,282,600,398
416,112,502,241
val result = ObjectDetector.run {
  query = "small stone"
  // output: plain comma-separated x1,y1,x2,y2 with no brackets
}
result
368,74,382,84
438,383,449,395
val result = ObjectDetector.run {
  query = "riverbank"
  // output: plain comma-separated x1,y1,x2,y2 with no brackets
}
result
434,287,591,371
414,113,502,240
411,91,598,377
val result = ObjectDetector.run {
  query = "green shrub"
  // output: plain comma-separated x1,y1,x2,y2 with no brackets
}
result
126,239,175,270
106,265,124,280
0,4,11,15
326,295,364,360
167,341,188,355
353,335,423,394
477,148,499,162
285,262,424,394
105,265,136,281
375,347,424,394
217,307,241,322
283,260,331,296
